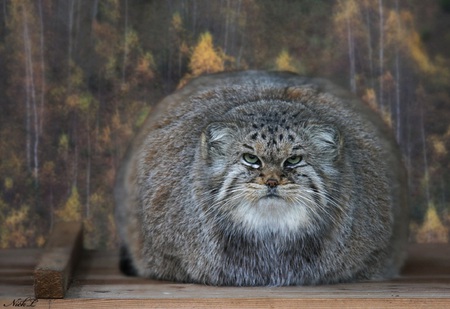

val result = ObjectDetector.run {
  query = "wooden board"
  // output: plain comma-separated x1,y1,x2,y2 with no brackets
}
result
0,248,40,298
5,298,450,309
1,244,449,308
33,221,83,299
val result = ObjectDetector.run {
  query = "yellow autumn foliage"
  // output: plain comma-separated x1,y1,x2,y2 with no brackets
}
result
68,61,85,88
407,31,436,74
83,190,117,249
1,204,33,248
135,52,155,82
416,204,449,243
385,10,437,74
361,87,392,127
4,177,13,190
362,88,378,112
171,12,183,32
56,186,82,222
189,32,224,77
430,135,447,157
275,49,298,73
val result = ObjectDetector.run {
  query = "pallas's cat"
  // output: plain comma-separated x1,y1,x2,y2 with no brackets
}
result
115,71,408,286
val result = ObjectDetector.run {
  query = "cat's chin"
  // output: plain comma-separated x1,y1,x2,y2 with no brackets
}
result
231,197,312,234
261,193,282,200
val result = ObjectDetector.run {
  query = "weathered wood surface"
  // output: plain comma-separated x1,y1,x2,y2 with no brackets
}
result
0,248,40,298
1,244,449,308
33,221,83,299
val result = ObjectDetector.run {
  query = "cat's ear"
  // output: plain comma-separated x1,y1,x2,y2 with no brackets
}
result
309,124,342,160
201,122,238,160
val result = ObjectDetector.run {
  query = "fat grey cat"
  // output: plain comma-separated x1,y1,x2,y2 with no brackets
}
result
114,70,408,286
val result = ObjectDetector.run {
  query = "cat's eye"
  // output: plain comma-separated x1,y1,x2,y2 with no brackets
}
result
284,155,303,168
242,153,261,167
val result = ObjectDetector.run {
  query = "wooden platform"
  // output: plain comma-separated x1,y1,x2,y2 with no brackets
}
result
1,243,450,308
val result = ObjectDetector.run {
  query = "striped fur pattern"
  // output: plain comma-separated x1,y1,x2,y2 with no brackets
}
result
114,71,408,286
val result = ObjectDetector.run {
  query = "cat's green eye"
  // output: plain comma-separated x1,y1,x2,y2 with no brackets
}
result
242,153,261,167
285,155,303,167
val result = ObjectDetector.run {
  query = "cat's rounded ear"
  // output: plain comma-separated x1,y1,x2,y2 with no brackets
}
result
309,124,343,160
201,122,238,160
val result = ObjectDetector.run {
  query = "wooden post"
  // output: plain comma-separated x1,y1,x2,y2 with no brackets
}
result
34,221,83,299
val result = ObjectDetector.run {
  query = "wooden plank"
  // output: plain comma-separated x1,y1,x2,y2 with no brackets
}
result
0,248,41,284
1,243,449,308
61,244,450,300
0,249,40,298
0,297,446,309
64,277,450,299
1,297,449,309
33,222,83,299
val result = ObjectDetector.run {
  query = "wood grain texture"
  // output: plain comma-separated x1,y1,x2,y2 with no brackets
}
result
59,243,450,307
1,243,449,308
4,298,449,309
0,249,40,298
33,222,83,299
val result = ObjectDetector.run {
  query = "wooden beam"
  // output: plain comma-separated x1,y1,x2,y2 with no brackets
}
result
34,221,83,299
36,298,450,309
1,243,449,307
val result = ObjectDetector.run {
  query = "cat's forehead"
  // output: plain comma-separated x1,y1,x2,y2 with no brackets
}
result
225,100,316,152
243,119,301,153
240,114,309,156
241,106,308,136
231,100,313,124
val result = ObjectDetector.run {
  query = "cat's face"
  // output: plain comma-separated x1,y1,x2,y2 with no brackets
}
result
200,105,343,236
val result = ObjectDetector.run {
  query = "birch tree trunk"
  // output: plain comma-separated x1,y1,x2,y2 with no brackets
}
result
38,0,45,141
86,121,91,218
378,0,384,109
22,5,39,182
395,48,401,142
419,89,430,206
122,0,128,85
394,0,402,143
346,11,356,93
223,0,230,54
364,2,374,88
68,0,75,87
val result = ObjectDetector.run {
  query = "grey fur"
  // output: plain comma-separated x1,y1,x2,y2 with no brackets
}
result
114,71,409,286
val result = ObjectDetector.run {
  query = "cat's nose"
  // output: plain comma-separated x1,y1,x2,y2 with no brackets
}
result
265,178,279,188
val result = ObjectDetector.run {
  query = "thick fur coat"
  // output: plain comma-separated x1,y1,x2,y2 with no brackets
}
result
114,71,408,286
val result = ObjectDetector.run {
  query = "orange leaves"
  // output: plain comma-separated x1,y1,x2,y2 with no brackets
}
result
275,50,298,73
171,12,183,33
0,203,38,248
385,10,436,74
408,31,436,74
178,31,230,88
362,88,378,111
65,92,97,115
55,186,82,222
189,32,225,77
134,53,155,85
415,205,449,243
430,135,447,158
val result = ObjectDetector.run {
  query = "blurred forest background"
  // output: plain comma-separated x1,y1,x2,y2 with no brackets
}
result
0,0,449,249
